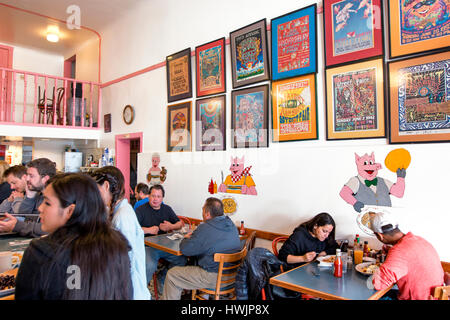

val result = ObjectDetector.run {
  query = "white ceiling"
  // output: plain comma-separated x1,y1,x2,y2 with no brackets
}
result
0,0,144,56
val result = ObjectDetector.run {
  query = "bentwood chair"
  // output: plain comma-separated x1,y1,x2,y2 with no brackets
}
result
433,285,449,300
38,86,65,125
177,215,192,229
192,246,247,300
240,231,256,252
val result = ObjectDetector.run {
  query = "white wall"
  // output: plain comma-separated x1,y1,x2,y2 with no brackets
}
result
100,0,450,261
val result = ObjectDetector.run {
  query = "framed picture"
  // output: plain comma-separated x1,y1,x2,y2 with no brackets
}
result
323,0,383,67
229,19,270,89
388,51,450,144
195,95,226,151
166,48,193,103
388,1,450,58
271,4,317,81
271,74,317,142
167,101,192,152
195,38,226,97
104,113,111,133
231,84,269,148
325,58,386,140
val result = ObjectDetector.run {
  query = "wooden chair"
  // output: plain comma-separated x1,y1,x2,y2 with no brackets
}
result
433,285,449,300
178,215,192,229
192,246,247,300
240,231,256,252
272,236,288,258
38,86,65,125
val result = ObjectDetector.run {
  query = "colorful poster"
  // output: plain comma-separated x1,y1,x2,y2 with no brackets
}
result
199,45,223,92
167,102,191,151
331,0,375,56
235,29,265,83
400,0,450,45
234,91,265,144
276,78,313,136
169,55,190,96
397,58,450,135
332,68,378,132
197,96,225,150
277,15,311,73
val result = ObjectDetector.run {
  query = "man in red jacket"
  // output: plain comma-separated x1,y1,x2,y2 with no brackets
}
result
369,211,444,300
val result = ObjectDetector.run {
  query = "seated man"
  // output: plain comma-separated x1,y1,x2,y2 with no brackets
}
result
0,158,56,237
135,184,186,288
162,197,241,300
133,183,149,211
0,165,27,214
369,211,444,300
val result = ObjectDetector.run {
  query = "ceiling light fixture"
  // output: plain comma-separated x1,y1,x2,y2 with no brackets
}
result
46,25,60,43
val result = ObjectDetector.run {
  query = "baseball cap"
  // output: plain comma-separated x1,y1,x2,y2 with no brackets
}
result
369,211,399,234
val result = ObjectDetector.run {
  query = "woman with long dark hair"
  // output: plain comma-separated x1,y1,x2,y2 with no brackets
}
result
15,173,132,299
90,166,150,300
278,212,338,270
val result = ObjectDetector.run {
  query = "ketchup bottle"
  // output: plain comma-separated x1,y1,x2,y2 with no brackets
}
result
239,221,246,235
334,249,343,278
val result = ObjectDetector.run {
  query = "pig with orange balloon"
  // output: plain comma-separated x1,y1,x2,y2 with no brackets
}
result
339,150,410,213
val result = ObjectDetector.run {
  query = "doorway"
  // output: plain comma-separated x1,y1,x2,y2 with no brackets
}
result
0,44,13,121
115,132,143,201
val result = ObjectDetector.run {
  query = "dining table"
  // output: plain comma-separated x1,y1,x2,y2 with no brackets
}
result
269,260,394,300
144,232,185,256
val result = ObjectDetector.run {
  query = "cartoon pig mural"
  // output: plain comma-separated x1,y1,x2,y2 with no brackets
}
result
218,156,257,195
339,152,406,212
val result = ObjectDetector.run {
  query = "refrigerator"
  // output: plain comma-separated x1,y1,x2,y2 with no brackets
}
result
63,152,83,172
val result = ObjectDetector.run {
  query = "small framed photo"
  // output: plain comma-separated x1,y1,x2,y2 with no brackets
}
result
167,101,192,152
195,95,226,151
271,4,317,81
104,113,111,133
388,1,450,58
231,84,269,148
388,51,450,144
195,38,226,97
271,74,317,142
325,58,386,140
166,48,193,103
229,19,270,89
323,0,384,67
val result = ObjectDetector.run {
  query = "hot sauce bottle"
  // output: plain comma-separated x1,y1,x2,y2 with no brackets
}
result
239,221,246,235
334,249,343,278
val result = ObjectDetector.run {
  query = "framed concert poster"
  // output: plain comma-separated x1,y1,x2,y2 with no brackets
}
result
166,48,193,103
325,58,385,140
167,101,192,152
195,95,226,151
229,19,270,89
271,74,317,142
104,113,111,133
271,4,317,81
231,84,269,148
388,51,450,144
195,38,226,97
388,0,450,58
323,0,383,67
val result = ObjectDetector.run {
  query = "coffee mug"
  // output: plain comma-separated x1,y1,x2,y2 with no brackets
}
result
0,251,12,273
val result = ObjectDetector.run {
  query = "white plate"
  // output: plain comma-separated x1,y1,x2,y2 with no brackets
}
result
0,287,14,297
363,257,376,263
316,255,336,267
355,262,380,276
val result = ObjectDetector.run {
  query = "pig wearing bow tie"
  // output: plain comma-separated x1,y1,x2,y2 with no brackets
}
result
218,156,257,195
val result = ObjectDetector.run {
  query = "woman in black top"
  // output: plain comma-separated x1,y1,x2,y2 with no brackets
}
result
278,212,338,270
15,173,133,300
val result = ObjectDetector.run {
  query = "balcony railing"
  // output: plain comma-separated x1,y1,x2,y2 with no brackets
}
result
0,66,101,128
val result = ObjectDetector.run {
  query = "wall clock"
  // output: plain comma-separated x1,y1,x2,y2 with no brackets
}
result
123,105,134,125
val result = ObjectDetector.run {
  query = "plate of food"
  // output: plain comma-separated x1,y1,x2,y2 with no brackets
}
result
317,255,336,267
0,271,16,297
356,262,381,276
11,251,23,267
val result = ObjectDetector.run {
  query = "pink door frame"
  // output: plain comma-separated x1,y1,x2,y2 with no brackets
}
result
115,132,143,200
0,44,13,121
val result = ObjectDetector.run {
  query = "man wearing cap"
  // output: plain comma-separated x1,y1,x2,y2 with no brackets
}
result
369,212,444,300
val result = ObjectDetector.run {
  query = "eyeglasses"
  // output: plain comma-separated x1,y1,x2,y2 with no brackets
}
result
412,0,436,9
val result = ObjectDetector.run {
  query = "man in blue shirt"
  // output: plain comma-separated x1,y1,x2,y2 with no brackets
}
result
133,183,149,211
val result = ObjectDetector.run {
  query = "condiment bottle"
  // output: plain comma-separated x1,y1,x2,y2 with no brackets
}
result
341,240,348,252
363,241,369,257
334,249,343,278
239,221,246,235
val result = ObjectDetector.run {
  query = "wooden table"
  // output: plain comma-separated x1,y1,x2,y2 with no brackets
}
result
270,261,393,300
144,233,184,256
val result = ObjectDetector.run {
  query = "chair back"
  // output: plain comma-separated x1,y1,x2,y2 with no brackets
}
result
441,261,450,273
177,215,192,229
434,285,450,300
212,246,247,300
272,236,288,257
241,231,256,252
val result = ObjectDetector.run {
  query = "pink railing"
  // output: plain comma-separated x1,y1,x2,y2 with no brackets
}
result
0,66,102,128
